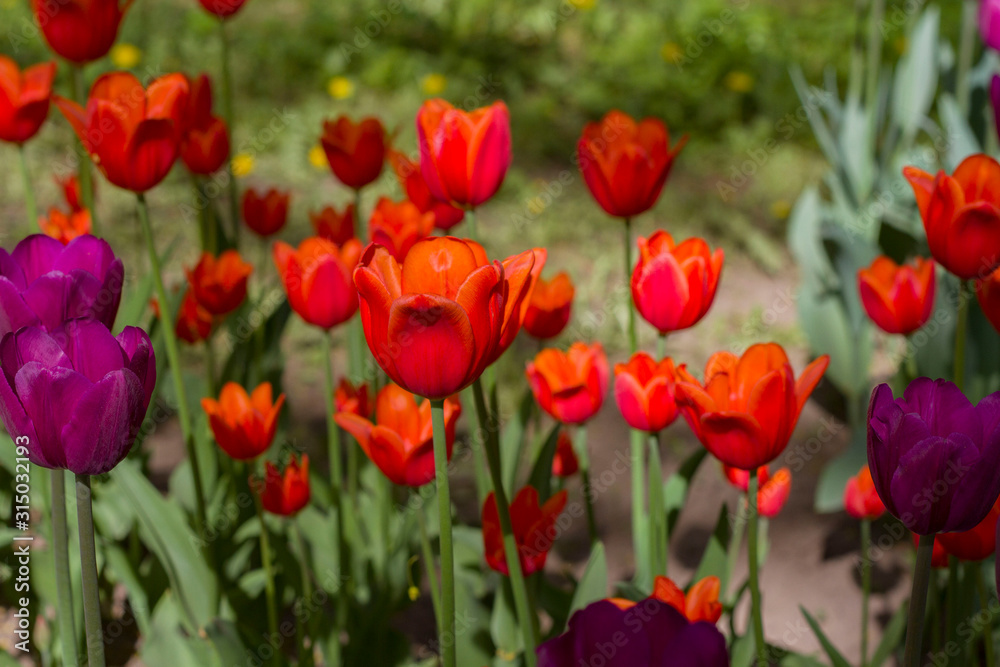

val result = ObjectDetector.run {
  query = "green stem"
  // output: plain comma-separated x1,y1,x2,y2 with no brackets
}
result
205,331,217,398
70,64,97,235
137,194,208,536
75,474,105,667
294,522,316,667
320,330,344,667
976,564,996,667
747,469,767,666
904,534,936,667
462,385,492,506
430,399,457,667
218,19,240,246
955,282,969,391
253,488,280,666
864,0,885,111
630,429,645,586
623,217,637,352
193,174,210,251
656,333,666,360
52,469,79,666
861,518,871,667
18,145,37,228
416,503,442,626
648,433,665,579
956,0,976,117
575,426,598,544
724,498,747,602
946,556,958,659
465,207,477,244
354,188,367,243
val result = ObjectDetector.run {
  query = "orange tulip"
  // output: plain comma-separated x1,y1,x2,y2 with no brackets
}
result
31,0,129,64
613,352,680,433
632,231,724,334
175,290,213,344
523,271,574,340
843,465,885,520
55,72,189,192
310,204,355,245
722,464,792,518
903,154,1000,279
0,57,56,144
334,378,371,418
607,575,722,624
482,485,567,576
674,343,829,470
255,454,310,517
857,256,935,335
388,150,465,230
38,207,91,245
335,384,460,487
202,382,285,461
416,99,511,207
368,197,435,262
578,110,686,218
274,237,362,330
320,116,386,190
976,264,1000,335
551,430,579,478
527,342,610,424
186,250,252,316
353,237,538,399
242,187,289,237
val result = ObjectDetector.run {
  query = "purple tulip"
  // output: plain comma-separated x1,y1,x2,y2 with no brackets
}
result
0,319,155,475
0,234,124,337
867,378,1000,535
537,599,728,667
983,0,1000,51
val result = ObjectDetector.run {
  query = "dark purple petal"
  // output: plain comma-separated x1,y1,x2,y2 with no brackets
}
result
91,259,124,328
570,600,650,666
15,363,93,469
638,600,689,663
977,391,1000,445
536,633,574,667
902,378,979,441
891,434,978,534
1,327,72,389
0,249,26,289
0,277,38,338
658,621,730,667
61,370,143,475
116,326,156,411
12,235,65,283
0,348,39,462
53,320,126,382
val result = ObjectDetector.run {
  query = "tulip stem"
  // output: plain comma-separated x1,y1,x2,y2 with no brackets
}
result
622,216,637,352
217,19,241,246
956,0,976,116
354,188,366,242
320,330,345,667
747,468,767,666
18,145,37,228
904,533,935,667
69,63,98,235
724,498,747,603
252,485,280,667
657,332,666,360
574,426,599,544
975,564,996,667
473,378,540,664
648,433,666,579
75,474,105,667
137,194,208,537
416,502,442,626
430,399,457,667
52,469,80,666
293,522,316,667
860,518,871,667
462,385,492,506
465,207,478,244
954,282,969,391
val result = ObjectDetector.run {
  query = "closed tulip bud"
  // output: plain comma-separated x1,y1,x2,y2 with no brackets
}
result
523,271,574,340
416,99,511,207
0,321,155,475
31,0,129,64
388,150,464,230
368,197,435,262
981,0,1000,51
551,430,579,478
242,187,290,237
320,116,387,190
254,455,310,517
577,110,687,218
202,382,285,461
632,231,724,334
310,204,355,245
482,485,566,576
274,237,362,330
857,256,935,335
198,0,249,18
614,352,680,433
186,250,252,316
174,290,213,344
843,465,885,520
55,72,189,193
527,342,610,425
0,57,56,145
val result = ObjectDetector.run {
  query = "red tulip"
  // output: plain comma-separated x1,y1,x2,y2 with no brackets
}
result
577,110,686,218
55,72,188,193
388,150,465,230
551,430,579,478
674,343,829,470
976,264,1000,335
56,173,85,211
0,57,56,144
197,0,249,18
903,154,1000,280
632,231,724,334
843,465,885,520
935,496,1000,562
255,454,310,517
482,485,567,576
320,116,386,190
38,207,91,245
310,204,355,245
31,0,130,64
613,352,680,433
274,237,362,329
335,384,461,487
857,256,935,335
651,575,723,623
523,271,574,340
202,382,285,461
186,250,252,316
368,197,435,262
353,237,537,400
334,378,371,418
416,99,511,207
242,187,289,237
721,464,792,517
527,342,609,424
175,290,213,344
179,74,229,175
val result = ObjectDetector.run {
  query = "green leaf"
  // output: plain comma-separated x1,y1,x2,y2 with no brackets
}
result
693,506,732,582
567,542,607,620
797,282,869,400
870,603,907,667
664,448,708,537
526,423,561,501
787,187,837,290
490,581,521,659
891,7,939,140
800,606,851,667
501,388,535,492
204,619,249,665
103,545,152,636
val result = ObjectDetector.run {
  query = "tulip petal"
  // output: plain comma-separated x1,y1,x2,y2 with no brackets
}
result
891,433,978,534
699,411,767,470
62,370,142,475
16,363,93,468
